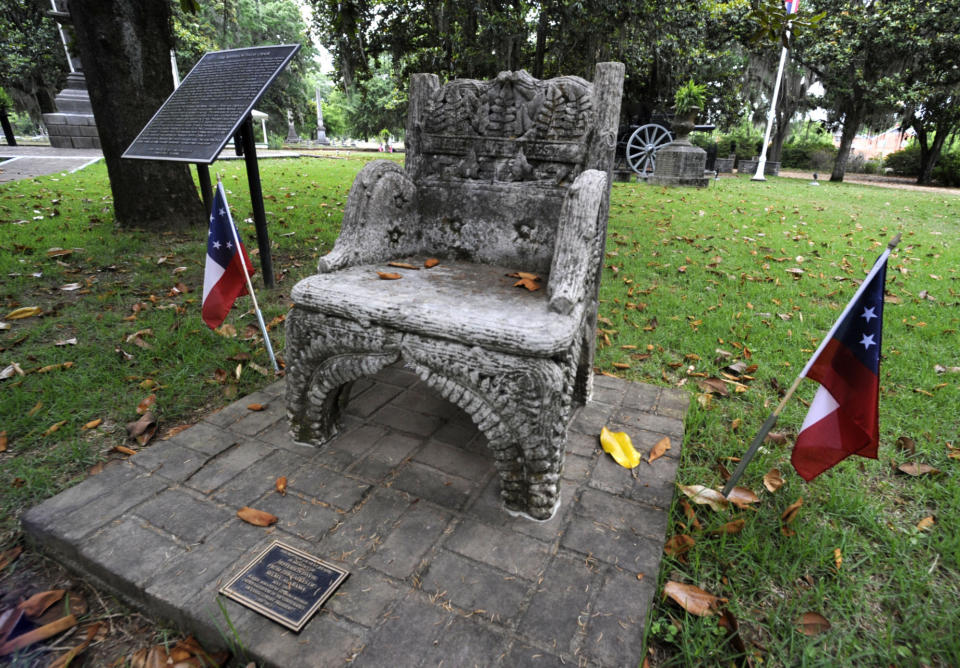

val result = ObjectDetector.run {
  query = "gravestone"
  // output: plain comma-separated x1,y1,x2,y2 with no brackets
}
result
286,109,300,143
648,116,708,188
315,89,330,145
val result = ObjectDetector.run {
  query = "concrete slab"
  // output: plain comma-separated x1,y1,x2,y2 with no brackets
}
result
22,365,689,667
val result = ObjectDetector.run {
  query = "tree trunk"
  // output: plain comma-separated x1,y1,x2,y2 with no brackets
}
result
533,5,549,79
1,107,16,146
69,0,205,230
917,120,951,185
830,105,863,182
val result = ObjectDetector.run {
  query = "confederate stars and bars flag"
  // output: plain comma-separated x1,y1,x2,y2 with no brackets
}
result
201,181,256,329
791,245,891,481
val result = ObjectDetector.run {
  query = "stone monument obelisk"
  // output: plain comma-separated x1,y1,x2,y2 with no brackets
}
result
315,88,330,145
42,0,101,149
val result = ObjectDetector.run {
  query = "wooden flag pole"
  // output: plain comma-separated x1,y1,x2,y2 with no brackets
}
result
216,177,280,374
722,232,902,497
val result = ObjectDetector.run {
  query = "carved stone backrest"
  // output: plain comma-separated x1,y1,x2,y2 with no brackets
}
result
405,64,623,275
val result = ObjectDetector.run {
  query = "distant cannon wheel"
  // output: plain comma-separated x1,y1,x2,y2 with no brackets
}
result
626,123,673,176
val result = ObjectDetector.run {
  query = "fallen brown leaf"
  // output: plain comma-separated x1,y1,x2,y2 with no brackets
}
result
649,436,671,463
763,468,785,492
237,507,278,527
387,261,419,270
247,403,266,411
896,436,916,455
710,519,746,535
679,499,702,531
697,377,729,396
916,516,935,531
81,418,102,431
377,271,403,280
126,412,157,446
897,462,940,476
781,497,803,536
0,431,6,453
424,258,440,268
663,581,726,616
46,622,102,668
834,548,843,570
726,486,760,510
276,476,287,496
0,546,23,571
18,589,64,618
0,614,76,656
43,420,67,436
137,394,156,414
764,431,790,445
663,534,696,557
0,608,23,647
796,611,831,635
513,277,542,291
507,271,540,280
679,485,729,512
717,608,747,656
113,445,137,456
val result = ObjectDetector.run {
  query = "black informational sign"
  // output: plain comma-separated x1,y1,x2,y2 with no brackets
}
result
123,45,298,164
219,541,349,632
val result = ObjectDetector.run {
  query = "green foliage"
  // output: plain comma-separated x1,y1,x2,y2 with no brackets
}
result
674,79,707,116
172,0,319,139
0,0,67,121
267,132,284,150
781,134,838,170
932,150,960,187
716,118,764,162
884,143,922,177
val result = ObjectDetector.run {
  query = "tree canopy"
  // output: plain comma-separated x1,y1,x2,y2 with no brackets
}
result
0,0,67,123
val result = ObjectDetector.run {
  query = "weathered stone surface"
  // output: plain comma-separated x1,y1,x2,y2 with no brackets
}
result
649,141,709,188
285,64,625,521
23,369,689,667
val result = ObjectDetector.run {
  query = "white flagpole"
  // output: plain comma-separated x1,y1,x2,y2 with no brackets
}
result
753,28,791,181
217,179,280,373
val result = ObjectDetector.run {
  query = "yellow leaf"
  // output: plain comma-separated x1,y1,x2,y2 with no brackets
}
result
599,426,641,469
27,401,43,417
834,548,843,570
513,277,541,291
81,418,102,430
5,306,42,320
916,516,935,531
649,436,671,463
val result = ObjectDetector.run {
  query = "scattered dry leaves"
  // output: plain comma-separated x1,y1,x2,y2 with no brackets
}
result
237,507,278,527
0,614,76,656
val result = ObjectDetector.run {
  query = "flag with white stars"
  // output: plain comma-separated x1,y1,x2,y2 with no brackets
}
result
201,182,255,329
792,251,888,481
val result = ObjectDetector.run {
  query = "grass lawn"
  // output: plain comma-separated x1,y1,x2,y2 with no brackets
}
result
1,156,957,666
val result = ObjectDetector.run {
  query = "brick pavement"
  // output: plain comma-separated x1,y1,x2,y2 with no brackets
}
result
23,365,688,667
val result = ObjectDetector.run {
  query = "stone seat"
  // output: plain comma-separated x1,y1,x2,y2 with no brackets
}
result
291,260,584,356
286,64,624,521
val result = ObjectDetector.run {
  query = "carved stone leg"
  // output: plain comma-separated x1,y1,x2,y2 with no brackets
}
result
403,336,578,521
285,308,399,445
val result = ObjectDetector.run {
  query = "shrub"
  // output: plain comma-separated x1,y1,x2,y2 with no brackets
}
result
861,159,884,175
933,150,960,187
268,133,284,150
716,120,763,164
884,143,922,176
780,137,837,169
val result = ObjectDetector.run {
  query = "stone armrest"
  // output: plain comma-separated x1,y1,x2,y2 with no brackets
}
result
317,160,419,273
547,169,607,315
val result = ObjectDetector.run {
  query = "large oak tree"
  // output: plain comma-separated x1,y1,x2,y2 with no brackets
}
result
69,0,204,229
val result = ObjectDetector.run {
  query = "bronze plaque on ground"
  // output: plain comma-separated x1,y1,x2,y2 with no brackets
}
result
123,45,298,164
219,541,348,632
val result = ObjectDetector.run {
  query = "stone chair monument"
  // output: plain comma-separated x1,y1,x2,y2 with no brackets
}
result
285,63,624,521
